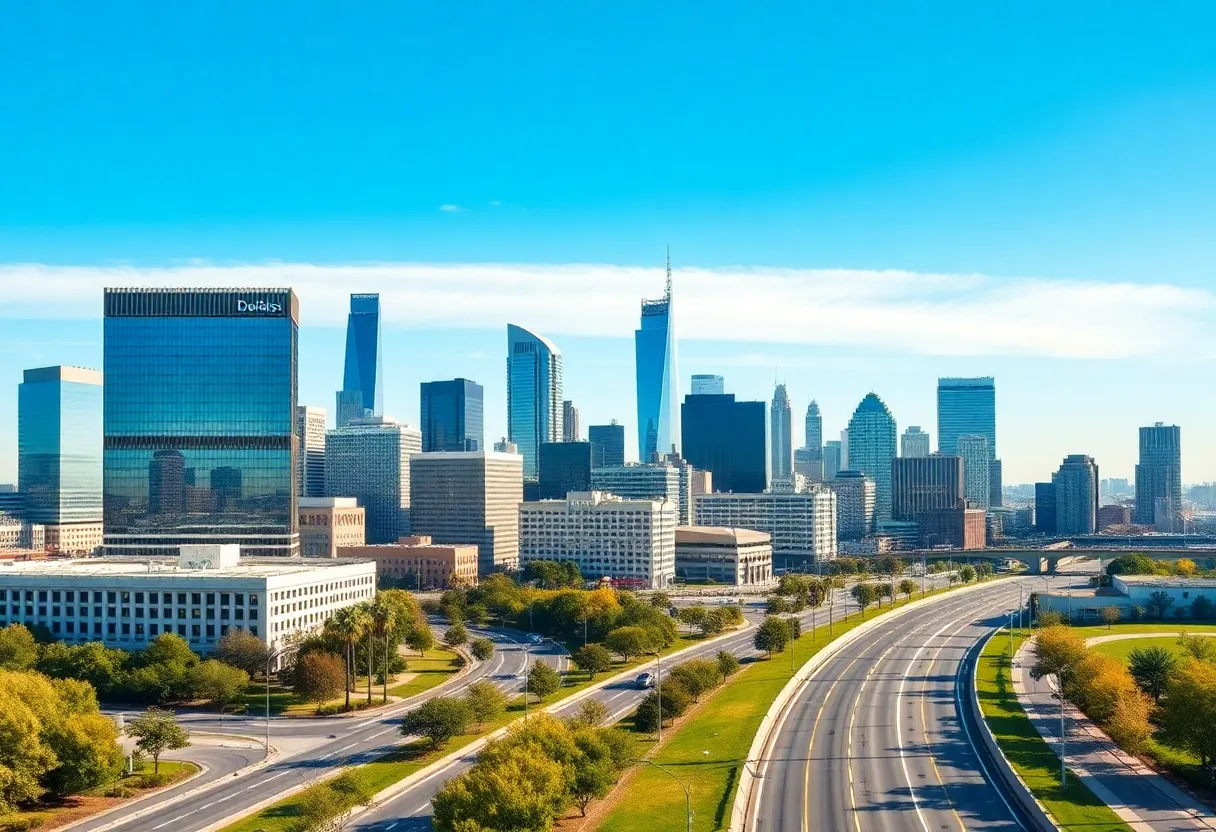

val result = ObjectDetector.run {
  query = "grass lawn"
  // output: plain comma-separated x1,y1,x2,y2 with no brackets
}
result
386,649,464,698
1073,622,1216,635
592,581,988,831
1091,636,1193,663
976,630,1131,832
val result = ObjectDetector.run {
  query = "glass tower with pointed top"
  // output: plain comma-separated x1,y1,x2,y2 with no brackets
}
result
507,324,564,482
770,383,793,481
846,393,898,522
336,294,384,427
635,250,680,462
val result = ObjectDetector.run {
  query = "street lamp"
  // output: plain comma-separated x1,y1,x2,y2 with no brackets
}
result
265,645,290,759
655,648,665,743
631,759,693,832
522,641,532,720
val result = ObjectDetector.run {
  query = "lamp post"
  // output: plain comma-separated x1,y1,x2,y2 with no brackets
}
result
1057,683,1067,786
1007,609,1015,657
265,645,289,759
522,641,532,720
655,648,664,743
632,759,692,832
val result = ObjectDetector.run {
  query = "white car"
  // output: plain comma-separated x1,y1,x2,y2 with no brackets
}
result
526,633,544,645
635,672,656,689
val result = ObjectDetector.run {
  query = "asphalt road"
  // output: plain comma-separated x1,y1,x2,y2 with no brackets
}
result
750,576,1038,832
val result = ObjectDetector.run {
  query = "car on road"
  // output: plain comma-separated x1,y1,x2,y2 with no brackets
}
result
526,632,544,644
635,672,656,689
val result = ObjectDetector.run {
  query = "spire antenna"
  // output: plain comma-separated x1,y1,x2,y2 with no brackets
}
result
665,245,672,299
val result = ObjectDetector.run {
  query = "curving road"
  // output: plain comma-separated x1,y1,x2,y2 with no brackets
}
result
749,576,1037,832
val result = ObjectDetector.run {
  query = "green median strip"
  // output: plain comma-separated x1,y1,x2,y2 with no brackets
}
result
976,630,1132,832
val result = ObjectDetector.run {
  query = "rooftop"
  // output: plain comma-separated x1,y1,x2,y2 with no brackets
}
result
1117,575,1216,589
0,556,372,580
675,526,771,545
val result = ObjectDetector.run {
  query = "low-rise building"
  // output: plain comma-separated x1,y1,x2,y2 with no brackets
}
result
0,545,376,657
918,503,986,550
1097,503,1133,531
694,490,837,567
298,497,367,557
519,491,676,589
674,526,773,586
0,516,45,551
1039,575,1216,623
337,535,479,590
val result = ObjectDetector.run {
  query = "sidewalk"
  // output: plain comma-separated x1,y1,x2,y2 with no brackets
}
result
1012,639,1216,831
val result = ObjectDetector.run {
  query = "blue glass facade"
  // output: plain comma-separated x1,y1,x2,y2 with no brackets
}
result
102,289,299,556
420,378,484,452
634,257,679,461
507,324,563,482
588,423,626,469
337,294,383,425
538,441,592,499
681,394,766,494
18,366,103,525
937,377,996,458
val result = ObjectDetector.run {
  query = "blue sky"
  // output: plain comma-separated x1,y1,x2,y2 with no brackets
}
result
2,2,1216,485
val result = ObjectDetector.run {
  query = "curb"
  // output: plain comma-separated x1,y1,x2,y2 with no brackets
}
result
54,758,214,832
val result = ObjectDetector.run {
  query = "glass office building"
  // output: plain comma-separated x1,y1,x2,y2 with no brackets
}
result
102,288,300,556
507,324,564,482
635,252,680,461
846,393,898,522
336,293,384,426
588,422,626,469
681,393,766,494
420,378,484,452
937,377,996,458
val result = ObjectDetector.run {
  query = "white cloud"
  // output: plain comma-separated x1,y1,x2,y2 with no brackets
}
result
438,204,463,212
0,261,1211,359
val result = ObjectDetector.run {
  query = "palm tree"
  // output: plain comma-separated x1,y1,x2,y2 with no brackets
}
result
371,595,401,703
326,606,368,712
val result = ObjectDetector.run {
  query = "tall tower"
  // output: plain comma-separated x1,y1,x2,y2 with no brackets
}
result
1135,423,1182,529
957,434,991,509
635,249,680,461
1053,454,1099,535
770,384,793,481
901,426,930,458
936,377,995,457
805,400,823,454
507,324,564,482
845,393,898,521
337,294,384,427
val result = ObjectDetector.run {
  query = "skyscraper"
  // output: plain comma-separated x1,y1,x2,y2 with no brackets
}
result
901,426,930,458
635,251,680,461
845,394,898,521
957,434,991,509
336,294,384,427
891,455,964,522
770,383,793,481
1034,482,1057,535
681,394,766,494
507,324,564,482
538,441,592,499
420,378,484,453
937,377,996,457
296,405,327,498
823,440,843,482
325,417,421,544
588,421,626,469
103,288,299,556
1134,423,1182,529
690,374,724,395
805,400,822,453
828,471,876,540
1053,454,1099,535
18,366,104,553
562,400,580,442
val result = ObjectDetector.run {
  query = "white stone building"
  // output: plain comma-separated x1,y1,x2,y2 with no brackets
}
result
693,490,838,565
675,526,773,586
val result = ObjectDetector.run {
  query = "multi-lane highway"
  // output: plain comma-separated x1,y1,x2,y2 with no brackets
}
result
749,576,1037,832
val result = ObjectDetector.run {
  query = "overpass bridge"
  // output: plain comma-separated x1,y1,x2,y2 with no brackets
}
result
915,546,1216,574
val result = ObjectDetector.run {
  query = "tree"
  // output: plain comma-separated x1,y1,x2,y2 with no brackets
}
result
650,591,671,609
1037,609,1065,628
571,757,617,816
294,651,347,713
1128,646,1178,703
1106,553,1159,577
431,743,568,832
213,628,271,678
1070,653,1137,725
188,659,249,716
766,595,790,615
959,565,976,584
667,659,720,702
325,606,368,711
526,660,562,701
1100,606,1122,629
1177,632,1216,662
1029,625,1087,689
786,616,802,641
0,624,38,670
444,622,469,648
406,625,435,656
1160,659,1216,770
469,637,495,662
716,650,740,683
401,697,472,749
571,644,613,680
293,770,372,832
604,626,653,662
754,616,790,657
850,583,878,615
1106,690,1154,756
370,593,403,703
463,681,507,730
1175,558,1198,577
1147,590,1175,620
678,606,707,634
1192,596,1215,622
568,698,610,728
124,707,189,774
898,579,917,601
700,607,728,636
634,684,693,732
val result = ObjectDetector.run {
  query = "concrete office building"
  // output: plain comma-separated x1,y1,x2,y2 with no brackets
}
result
901,426,930,459
562,400,581,443
690,374,724,395
635,256,680,462
690,469,713,497
770,384,793,481
420,378,484,453
296,406,327,498
507,324,564,483
1053,454,1099,535
1098,504,1133,530
957,434,991,509
891,455,964,522
588,422,626,469
103,288,299,557
538,441,592,500
519,492,676,589
591,463,682,523
298,497,366,557
694,490,838,565
1135,423,1182,530
0,516,45,552
681,393,767,494
338,535,478,589
336,294,384,427
0,545,375,656
674,526,773,586
823,440,843,482
845,394,897,521
409,451,523,575
325,417,421,544
828,471,876,541
919,504,986,550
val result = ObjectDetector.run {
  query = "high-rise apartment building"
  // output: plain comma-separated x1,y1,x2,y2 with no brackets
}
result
562,400,580,442
520,492,676,589
828,471,876,541
823,440,843,481
681,394,767,494
989,460,1004,509
325,417,420,544
591,463,683,523
18,366,104,554
507,324,564,483
891,455,964,522
409,451,523,575
1053,454,1099,535
538,442,592,500
845,394,897,521
694,490,837,566
296,406,327,498
770,384,793,481
937,377,996,458
336,294,384,427
588,422,626,469
690,374,724,395
957,434,991,509
420,378,484,453
1134,423,1182,529
901,426,930,458
103,288,299,557
635,253,680,461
